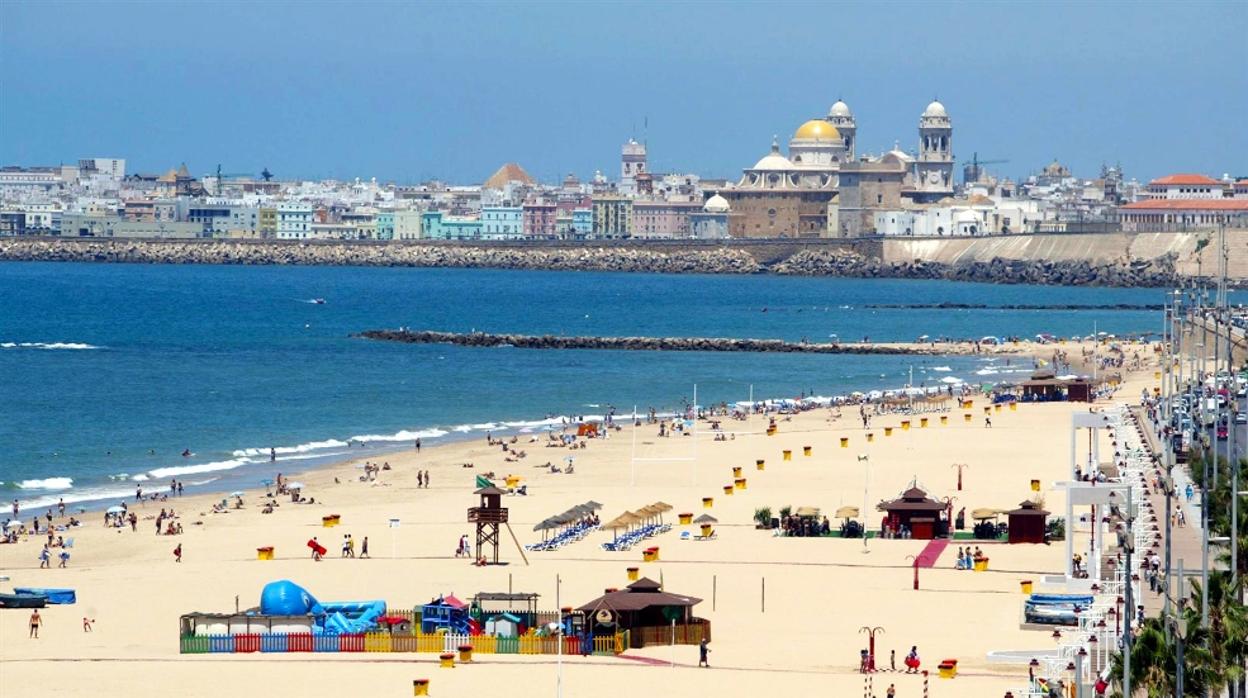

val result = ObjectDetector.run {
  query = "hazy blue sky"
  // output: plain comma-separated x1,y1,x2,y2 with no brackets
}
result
2,1,1244,184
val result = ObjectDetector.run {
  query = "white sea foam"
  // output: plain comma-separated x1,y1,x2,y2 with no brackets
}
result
940,376,965,384
975,368,1000,376
147,458,251,479
189,478,219,486
232,439,349,458
17,477,74,490
932,366,952,372
130,474,150,482
1,342,101,350
346,428,448,443
16,486,133,510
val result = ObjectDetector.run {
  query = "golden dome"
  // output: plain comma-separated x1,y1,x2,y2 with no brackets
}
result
793,119,840,141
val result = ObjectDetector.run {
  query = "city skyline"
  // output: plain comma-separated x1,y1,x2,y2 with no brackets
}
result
1,1,1245,184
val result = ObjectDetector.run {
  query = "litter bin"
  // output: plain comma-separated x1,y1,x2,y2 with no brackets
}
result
732,466,742,478
322,515,340,528
1020,580,1033,594
885,427,893,436
938,659,958,678
940,415,948,425
920,418,928,428
734,478,746,490
678,513,693,525
256,546,274,561
439,653,455,668
723,485,733,496
973,558,989,572
902,420,911,431
457,645,473,663
700,524,714,538
702,497,714,509
627,567,639,581
963,413,972,423
803,446,812,456
840,437,849,448
782,450,791,461
413,679,430,695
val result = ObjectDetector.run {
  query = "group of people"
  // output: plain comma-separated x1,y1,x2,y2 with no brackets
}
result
340,533,369,558
953,546,986,570
778,514,831,537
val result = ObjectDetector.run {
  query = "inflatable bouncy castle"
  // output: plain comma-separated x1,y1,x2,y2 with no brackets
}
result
259,579,385,635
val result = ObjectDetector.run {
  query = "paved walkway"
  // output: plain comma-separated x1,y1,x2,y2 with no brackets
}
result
1127,407,1208,616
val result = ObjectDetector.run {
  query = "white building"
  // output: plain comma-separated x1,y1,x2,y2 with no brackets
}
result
620,139,647,196
1145,174,1222,200
276,203,313,239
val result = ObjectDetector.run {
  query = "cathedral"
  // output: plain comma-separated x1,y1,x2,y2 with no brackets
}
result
722,99,955,238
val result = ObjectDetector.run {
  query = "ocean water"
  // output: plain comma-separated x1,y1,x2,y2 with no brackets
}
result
0,261,1198,511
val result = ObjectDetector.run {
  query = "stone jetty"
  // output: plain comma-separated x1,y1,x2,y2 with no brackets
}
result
0,236,1196,287
354,329,947,355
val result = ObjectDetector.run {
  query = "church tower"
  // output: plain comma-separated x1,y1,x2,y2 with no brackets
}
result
916,100,954,199
620,138,647,196
827,99,856,160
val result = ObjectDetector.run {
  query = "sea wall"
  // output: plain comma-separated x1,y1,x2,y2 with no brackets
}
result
3,232,1247,286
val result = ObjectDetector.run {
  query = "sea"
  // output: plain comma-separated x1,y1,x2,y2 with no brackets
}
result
0,261,1209,513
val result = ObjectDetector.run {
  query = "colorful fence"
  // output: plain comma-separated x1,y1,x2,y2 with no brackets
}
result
181,631,621,657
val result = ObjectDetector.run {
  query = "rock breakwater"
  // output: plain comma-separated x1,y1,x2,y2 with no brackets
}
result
0,237,1189,287
355,330,944,355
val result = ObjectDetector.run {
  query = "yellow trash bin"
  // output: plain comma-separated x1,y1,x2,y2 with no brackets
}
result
964,413,972,423
678,512,693,525
505,475,520,489
901,420,911,431
766,426,776,436
885,427,893,436
413,679,430,696
938,660,958,678
735,478,746,490
723,485,734,496
703,497,714,508
803,446,812,456
439,653,455,668
940,415,948,425
1030,479,1040,492
1010,402,1017,411
867,432,874,443
839,437,849,448
1020,580,1033,594
627,567,640,581
757,460,766,471
256,546,274,561
322,515,340,528
983,406,991,414
732,466,742,478
782,450,791,461
920,417,928,428
700,524,714,538
458,645,473,663
973,558,989,572
994,404,1001,413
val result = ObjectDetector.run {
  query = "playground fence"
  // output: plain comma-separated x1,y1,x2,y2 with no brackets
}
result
628,621,711,648
182,631,627,657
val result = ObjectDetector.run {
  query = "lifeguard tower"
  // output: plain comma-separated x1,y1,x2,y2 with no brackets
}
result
468,486,509,565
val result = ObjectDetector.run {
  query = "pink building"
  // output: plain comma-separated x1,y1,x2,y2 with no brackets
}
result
522,201,557,238
630,201,701,239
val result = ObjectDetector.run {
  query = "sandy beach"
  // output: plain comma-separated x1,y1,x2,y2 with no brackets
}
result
0,340,1158,697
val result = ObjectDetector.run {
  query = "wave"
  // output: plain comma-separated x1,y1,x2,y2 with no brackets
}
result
131,474,150,482
1,341,101,350
17,477,74,490
16,486,133,511
975,368,1000,376
148,458,251,479
346,428,448,443
940,376,965,384
932,366,952,372
232,439,349,458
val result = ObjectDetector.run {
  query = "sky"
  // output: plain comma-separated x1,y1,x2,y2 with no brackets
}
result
1,1,1245,185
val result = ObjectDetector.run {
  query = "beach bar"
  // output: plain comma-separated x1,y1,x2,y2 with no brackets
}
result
877,485,948,539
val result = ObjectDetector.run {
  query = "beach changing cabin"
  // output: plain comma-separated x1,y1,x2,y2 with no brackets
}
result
1005,499,1050,544
877,485,948,539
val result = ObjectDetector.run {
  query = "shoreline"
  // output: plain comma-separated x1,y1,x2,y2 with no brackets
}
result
7,346,1054,516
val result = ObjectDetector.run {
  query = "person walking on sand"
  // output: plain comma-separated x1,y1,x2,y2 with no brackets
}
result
886,684,895,698
29,610,41,638
415,438,421,453
890,649,896,671
417,471,423,488
360,536,369,558
39,546,51,569
424,470,431,488
985,416,992,428
83,617,94,632
58,549,70,568
173,543,182,562
699,638,710,667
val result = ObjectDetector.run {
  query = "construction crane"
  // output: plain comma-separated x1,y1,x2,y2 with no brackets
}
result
213,164,257,195
962,152,1009,184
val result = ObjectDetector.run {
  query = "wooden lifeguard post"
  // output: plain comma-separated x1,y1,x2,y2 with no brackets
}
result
468,486,509,565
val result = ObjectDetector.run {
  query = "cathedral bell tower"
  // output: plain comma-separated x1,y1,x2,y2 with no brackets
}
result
916,100,953,198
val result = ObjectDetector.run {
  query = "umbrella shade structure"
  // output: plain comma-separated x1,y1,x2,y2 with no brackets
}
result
794,506,821,518
229,491,244,498
106,506,126,514
971,507,1005,520
693,514,718,524
584,500,603,510
650,502,673,512
533,518,558,532
603,512,641,530
834,506,860,519
285,482,305,491
5,520,24,529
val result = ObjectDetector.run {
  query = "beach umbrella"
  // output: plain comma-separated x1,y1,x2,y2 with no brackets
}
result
4,520,23,529
651,501,673,512
533,518,557,532
971,507,1003,520
603,512,641,542
584,500,603,510
795,506,821,518
230,491,244,498
286,482,305,491
834,506,859,519
693,514,718,524
106,505,125,514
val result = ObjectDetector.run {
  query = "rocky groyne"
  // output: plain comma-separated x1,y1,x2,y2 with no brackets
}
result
354,329,944,355
0,236,1192,287
770,249,1182,287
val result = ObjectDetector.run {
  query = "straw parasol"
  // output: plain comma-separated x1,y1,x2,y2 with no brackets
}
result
584,500,603,510
795,506,821,518
603,511,642,542
971,507,1005,520
693,514,718,524
834,505,860,519
651,502,674,512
